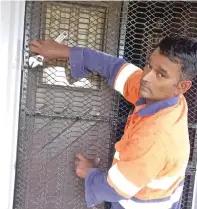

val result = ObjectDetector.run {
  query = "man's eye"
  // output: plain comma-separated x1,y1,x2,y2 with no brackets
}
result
157,73,165,78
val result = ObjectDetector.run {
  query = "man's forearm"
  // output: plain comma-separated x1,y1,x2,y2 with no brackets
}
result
85,168,127,207
29,39,127,87
69,47,127,86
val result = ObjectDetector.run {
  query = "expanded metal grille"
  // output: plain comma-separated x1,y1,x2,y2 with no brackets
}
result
14,1,123,209
123,2,197,209
14,1,197,209
41,2,107,89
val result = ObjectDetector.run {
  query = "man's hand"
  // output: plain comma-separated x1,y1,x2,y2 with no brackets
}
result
29,40,70,60
75,153,100,179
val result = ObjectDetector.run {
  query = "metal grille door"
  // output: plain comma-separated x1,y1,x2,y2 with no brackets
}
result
14,1,123,209
14,1,197,209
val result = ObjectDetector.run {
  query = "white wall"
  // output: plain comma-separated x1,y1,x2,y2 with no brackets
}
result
0,1,25,209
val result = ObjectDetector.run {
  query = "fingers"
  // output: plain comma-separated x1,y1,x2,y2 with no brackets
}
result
75,154,85,175
29,40,45,54
94,158,100,167
75,158,82,177
76,153,86,161
29,45,40,54
75,153,100,166
37,40,45,45
75,167,81,176
75,153,85,168
29,40,42,48
75,159,79,167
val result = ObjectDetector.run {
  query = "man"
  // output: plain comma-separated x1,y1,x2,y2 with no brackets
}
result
29,35,197,209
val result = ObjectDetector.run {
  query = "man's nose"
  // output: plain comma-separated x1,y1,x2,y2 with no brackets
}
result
142,70,154,82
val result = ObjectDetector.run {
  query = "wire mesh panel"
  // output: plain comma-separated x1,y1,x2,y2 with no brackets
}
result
14,1,123,209
41,2,106,89
14,1,197,209
123,1,197,209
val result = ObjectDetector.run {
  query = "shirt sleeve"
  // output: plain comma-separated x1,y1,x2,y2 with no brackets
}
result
107,130,167,198
85,168,127,208
69,47,142,104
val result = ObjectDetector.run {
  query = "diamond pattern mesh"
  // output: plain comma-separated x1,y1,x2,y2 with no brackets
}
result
122,2,197,209
14,1,196,209
14,1,122,209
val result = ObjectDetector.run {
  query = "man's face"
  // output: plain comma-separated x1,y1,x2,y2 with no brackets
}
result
139,48,191,102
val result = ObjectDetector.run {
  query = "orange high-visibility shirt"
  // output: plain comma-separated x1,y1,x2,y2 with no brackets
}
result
107,63,189,204
70,47,190,209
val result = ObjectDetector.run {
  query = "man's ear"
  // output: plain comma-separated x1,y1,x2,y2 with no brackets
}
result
176,80,192,95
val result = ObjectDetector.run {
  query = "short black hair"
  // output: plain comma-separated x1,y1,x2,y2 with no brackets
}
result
158,35,197,80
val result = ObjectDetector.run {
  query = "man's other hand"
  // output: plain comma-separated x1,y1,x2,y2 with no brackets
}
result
75,153,100,179
29,40,70,60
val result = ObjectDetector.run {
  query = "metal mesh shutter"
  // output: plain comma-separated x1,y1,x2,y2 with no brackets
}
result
14,1,196,209
122,2,197,209
14,1,123,209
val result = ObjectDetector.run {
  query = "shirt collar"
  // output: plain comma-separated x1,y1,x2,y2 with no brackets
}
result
136,96,179,117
